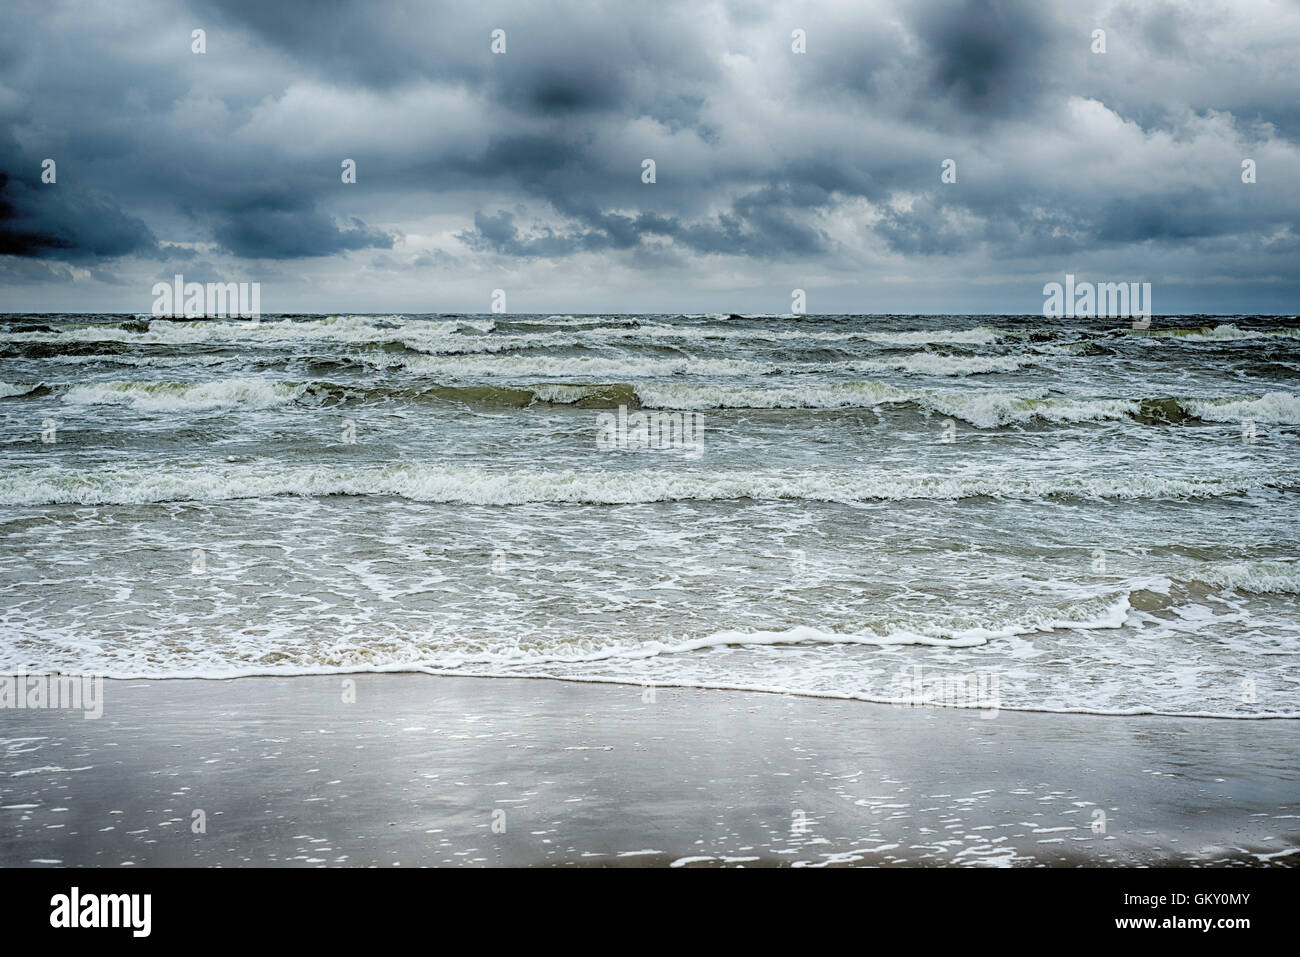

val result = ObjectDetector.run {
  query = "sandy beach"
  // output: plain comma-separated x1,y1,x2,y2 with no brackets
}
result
1,675,1296,867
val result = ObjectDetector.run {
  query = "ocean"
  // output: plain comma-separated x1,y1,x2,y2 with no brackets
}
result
1,312,1297,718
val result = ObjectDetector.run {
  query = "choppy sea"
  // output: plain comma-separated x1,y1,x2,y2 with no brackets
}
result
2,312,1298,717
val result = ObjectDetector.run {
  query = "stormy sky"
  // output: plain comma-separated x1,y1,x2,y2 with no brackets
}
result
1,0,1298,314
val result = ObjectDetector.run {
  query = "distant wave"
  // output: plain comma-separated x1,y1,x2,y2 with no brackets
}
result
19,349,1043,378
0,315,494,349
5,318,1298,371
385,352,1038,378
387,354,778,378
632,382,1300,426
34,376,1300,426
0,316,1019,351
53,377,642,410
1138,322,1300,341
850,353,1037,376
627,381,1132,425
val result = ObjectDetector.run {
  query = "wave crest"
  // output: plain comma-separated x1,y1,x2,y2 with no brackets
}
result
3,463,1294,507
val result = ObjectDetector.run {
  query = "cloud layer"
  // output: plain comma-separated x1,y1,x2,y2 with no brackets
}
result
2,0,1298,313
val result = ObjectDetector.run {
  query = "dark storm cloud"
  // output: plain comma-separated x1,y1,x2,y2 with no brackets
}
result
0,120,159,260
214,206,396,259
188,0,443,89
792,0,1056,125
496,61,631,117
461,210,587,258
873,184,1273,260
0,0,1298,309
0,169,159,260
1089,191,1255,244
191,0,716,123
198,184,396,258
466,179,834,260
456,134,590,183
675,185,832,256
911,0,1053,118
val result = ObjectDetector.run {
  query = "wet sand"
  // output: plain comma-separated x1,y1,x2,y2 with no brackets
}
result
0,674,1296,867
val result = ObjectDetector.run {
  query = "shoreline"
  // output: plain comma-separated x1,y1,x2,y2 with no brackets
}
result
1,673,1297,867
8,670,1294,721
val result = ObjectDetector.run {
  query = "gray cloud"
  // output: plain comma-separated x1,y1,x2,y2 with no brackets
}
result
0,163,159,261
912,0,1054,118
1,0,1298,312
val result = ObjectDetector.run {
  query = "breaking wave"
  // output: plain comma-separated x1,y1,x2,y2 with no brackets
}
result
30,376,1300,427
3,463,1295,507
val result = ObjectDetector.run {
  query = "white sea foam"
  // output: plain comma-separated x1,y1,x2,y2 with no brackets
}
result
632,380,1137,425
634,380,910,410
921,391,1136,428
47,354,237,369
61,378,305,412
534,315,615,326
851,354,1035,376
0,315,491,348
1145,323,1300,341
860,327,1010,345
3,463,1292,507
1,318,1017,351
387,352,1029,378
1181,391,1300,424
631,380,1300,426
389,354,775,378
1193,559,1300,595
526,383,617,404
409,321,1016,353
0,587,1131,672
630,323,1012,346
35,372,1300,431
550,593,1134,660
